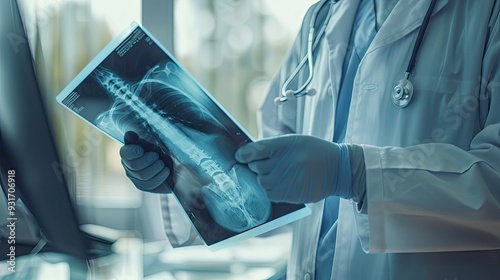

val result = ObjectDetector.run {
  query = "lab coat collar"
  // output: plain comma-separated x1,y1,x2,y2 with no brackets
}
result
368,0,450,51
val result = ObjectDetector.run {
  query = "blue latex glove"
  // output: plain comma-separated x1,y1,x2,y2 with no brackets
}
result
235,134,352,204
120,131,172,193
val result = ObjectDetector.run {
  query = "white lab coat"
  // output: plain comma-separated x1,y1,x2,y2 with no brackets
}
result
258,0,500,279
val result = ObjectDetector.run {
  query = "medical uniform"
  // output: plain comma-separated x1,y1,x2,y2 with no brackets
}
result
258,0,500,279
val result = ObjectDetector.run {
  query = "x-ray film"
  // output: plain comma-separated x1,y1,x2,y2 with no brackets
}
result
57,22,310,250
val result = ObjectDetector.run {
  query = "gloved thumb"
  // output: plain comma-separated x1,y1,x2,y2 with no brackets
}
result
235,138,282,163
124,131,140,145
124,131,167,157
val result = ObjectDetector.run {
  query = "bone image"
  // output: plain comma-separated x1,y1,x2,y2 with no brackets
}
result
92,63,271,232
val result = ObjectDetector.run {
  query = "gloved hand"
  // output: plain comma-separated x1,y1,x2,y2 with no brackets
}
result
235,134,352,204
120,131,173,193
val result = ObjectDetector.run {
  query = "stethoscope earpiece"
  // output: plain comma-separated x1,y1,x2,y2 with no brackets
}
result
274,96,287,105
275,88,317,106
285,90,296,99
306,88,317,96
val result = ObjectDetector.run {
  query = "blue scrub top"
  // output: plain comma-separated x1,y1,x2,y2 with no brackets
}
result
315,0,377,277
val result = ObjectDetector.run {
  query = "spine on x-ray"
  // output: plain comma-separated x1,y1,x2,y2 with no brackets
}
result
93,66,271,232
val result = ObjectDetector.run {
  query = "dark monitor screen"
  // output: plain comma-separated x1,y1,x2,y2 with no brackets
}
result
0,0,89,259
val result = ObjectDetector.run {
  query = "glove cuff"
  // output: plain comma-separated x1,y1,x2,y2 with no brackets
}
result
334,143,352,199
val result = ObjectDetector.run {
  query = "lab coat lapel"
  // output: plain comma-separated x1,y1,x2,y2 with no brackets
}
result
325,0,361,92
368,0,450,51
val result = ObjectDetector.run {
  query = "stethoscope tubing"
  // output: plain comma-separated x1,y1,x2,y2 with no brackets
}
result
278,0,439,109
276,0,334,104
405,0,438,76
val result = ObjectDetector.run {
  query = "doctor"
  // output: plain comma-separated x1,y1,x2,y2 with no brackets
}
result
120,0,500,279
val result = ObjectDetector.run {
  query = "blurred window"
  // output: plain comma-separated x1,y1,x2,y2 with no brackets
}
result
175,0,316,137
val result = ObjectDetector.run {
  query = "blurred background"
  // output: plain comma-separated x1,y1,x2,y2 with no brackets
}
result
15,0,316,278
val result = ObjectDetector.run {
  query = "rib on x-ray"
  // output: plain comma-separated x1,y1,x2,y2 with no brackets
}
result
92,62,271,233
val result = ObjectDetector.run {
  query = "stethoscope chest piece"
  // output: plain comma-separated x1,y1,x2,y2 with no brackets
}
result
392,78,413,108
390,0,438,109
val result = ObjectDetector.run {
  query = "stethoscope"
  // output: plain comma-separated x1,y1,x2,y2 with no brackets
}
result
274,0,335,105
275,0,438,109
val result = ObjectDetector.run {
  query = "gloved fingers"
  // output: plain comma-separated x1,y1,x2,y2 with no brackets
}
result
126,165,171,192
264,183,298,204
120,131,175,193
120,144,145,160
257,170,307,204
235,138,282,163
247,158,277,174
122,131,173,173
256,173,279,191
121,151,159,171
122,158,165,181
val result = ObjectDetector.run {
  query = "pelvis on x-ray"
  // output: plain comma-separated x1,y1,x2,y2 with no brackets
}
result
92,62,271,233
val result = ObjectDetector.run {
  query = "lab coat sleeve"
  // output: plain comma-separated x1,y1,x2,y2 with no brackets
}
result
160,193,203,247
257,47,299,138
356,4,500,254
